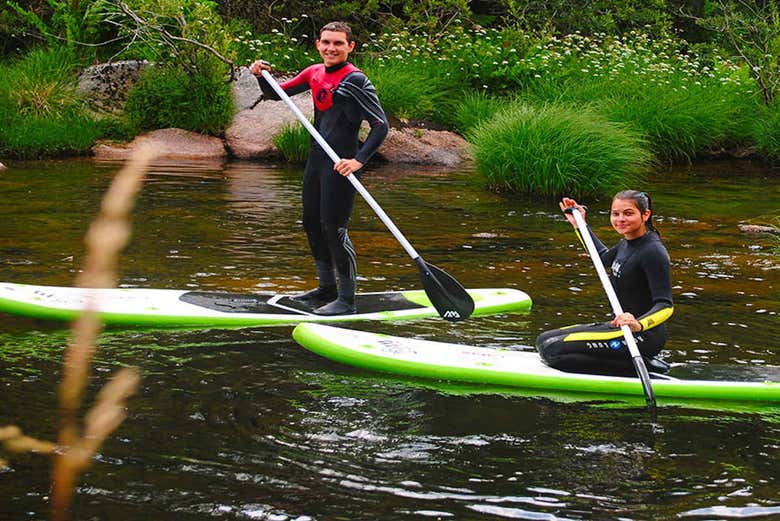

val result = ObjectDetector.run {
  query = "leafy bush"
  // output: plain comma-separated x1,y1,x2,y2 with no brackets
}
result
124,61,235,134
469,102,652,196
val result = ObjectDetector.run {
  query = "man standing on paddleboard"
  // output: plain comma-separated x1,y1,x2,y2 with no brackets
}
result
536,190,674,375
249,21,388,315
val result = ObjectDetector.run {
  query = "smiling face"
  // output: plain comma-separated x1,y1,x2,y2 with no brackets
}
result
316,29,355,68
610,197,651,240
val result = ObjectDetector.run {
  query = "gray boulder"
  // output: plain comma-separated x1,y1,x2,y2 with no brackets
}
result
377,128,472,167
225,93,314,159
232,66,263,111
77,60,150,110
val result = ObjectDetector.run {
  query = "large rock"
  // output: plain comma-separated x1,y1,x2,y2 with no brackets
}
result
232,66,264,111
93,128,226,160
77,60,150,110
0,162,6,171
225,94,314,159
378,128,471,167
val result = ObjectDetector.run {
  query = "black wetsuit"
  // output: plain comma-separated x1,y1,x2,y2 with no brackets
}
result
258,62,388,302
536,228,674,375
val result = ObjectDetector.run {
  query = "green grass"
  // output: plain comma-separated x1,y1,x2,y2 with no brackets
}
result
599,81,756,160
272,123,310,162
754,102,780,161
451,92,509,134
469,102,652,196
0,47,107,158
360,59,463,123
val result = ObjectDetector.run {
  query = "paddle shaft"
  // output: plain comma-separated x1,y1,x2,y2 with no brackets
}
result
568,208,657,408
260,70,420,262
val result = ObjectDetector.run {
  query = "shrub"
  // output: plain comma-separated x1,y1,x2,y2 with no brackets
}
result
124,61,235,134
469,102,652,196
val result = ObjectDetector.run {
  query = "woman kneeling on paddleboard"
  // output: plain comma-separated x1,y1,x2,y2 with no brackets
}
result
536,190,674,376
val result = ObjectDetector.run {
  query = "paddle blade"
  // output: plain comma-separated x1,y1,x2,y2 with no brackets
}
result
415,258,475,321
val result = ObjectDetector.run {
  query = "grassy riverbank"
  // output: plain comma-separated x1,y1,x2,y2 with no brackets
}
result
1,1,778,196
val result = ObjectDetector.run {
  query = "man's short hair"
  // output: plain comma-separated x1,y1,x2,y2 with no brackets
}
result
319,21,353,42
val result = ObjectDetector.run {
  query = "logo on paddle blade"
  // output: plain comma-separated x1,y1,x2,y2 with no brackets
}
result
443,310,461,319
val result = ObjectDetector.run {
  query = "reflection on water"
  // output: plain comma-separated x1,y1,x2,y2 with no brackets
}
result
0,158,778,520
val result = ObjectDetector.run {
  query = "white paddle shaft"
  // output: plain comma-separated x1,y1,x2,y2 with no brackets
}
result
569,208,643,360
260,70,420,261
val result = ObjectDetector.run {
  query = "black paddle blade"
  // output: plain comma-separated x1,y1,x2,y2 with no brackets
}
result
415,258,475,321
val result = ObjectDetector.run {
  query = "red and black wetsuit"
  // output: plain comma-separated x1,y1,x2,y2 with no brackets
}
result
258,62,388,302
536,228,674,375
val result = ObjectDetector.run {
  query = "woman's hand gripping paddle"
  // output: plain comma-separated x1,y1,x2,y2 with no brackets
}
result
260,69,474,321
565,206,657,410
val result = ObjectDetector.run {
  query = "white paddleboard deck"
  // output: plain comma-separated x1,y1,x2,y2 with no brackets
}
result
0,282,531,327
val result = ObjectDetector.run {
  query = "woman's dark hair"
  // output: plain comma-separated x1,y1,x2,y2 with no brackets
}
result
320,21,353,42
614,190,660,237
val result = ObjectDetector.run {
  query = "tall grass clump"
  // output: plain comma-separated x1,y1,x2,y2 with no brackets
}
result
451,92,510,134
600,81,756,160
754,102,780,161
124,61,234,135
273,123,310,162
360,59,461,123
469,102,652,196
0,47,105,158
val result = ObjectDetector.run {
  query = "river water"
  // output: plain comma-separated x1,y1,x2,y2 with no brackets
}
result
0,158,778,520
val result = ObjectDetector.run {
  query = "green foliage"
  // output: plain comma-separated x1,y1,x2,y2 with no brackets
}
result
2,46,82,117
0,46,106,158
451,92,509,134
272,123,310,163
361,59,460,122
106,0,239,73
694,0,780,104
7,0,108,56
217,0,472,42
124,61,234,134
229,25,318,73
600,81,757,160
468,102,652,197
0,111,105,159
496,31,759,159
499,0,673,36
754,101,780,160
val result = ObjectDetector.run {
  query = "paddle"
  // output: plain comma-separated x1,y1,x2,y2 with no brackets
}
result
260,69,474,321
564,206,657,409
